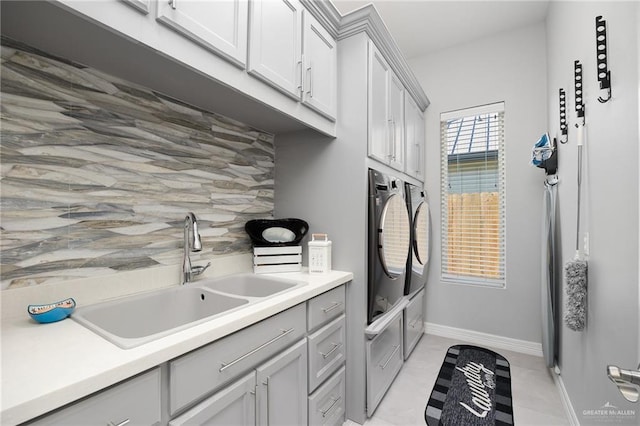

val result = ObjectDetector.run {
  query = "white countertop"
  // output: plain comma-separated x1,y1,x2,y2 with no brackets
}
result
1,270,352,425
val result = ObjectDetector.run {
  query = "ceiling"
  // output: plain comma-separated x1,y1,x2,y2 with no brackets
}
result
332,0,550,59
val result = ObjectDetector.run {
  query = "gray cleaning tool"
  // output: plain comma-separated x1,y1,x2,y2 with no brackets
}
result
564,60,588,331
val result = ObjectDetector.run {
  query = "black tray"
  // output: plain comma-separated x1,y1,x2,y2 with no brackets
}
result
245,218,309,247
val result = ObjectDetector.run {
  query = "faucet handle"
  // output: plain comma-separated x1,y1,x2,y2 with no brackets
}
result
191,262,211,277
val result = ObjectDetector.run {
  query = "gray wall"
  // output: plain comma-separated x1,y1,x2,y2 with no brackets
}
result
275,33,370,424
407,23,548,343
546,2,639,423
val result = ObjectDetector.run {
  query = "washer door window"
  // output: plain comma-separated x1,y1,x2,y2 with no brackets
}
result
412,201,430,273
379,194,410,278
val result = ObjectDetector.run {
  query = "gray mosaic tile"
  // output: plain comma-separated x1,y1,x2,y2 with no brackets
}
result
0,37,275,289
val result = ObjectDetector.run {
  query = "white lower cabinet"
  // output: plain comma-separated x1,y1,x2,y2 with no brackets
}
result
257,339,308,426
403,288,425,360
307,315,346,392
26,368,161,425
169,304,306,414
366,312,403,417
170,339,307,426
169,372,256,426
308,366,346,426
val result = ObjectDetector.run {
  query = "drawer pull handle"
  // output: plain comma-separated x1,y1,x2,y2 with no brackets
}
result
320,342,342,359
320,395,342,417
297,59,303,97
108,419,130,426
380,345,400,370
322,301,343,314
409,317,422,328
307,64,313,97
168,0,176,9
220,328,295,372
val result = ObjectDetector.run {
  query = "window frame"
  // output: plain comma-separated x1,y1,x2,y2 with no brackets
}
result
440,102,506,288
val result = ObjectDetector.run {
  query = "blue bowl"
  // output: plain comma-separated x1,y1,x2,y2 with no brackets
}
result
28,298,76,324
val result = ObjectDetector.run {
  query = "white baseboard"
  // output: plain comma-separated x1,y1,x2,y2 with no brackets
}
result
424,322,543,357
551,369,580,426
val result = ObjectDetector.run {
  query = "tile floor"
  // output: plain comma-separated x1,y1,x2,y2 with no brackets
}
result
348,334,571,426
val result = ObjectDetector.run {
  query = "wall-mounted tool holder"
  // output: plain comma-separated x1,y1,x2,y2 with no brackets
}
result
559,88,568,144
574,60,585,126
595,15,612,103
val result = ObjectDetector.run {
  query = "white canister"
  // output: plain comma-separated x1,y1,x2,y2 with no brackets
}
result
308,233,332,274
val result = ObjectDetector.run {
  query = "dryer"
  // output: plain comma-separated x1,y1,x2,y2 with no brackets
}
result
367,169,411,324
404,182,431,297
403,182,430,359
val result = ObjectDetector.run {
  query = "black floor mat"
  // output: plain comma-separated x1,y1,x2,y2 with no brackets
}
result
425,345,514,425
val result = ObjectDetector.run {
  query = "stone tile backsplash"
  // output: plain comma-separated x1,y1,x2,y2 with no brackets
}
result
0,38,275,289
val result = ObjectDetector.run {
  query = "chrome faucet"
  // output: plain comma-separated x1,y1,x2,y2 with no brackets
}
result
607,364,640,403
182,212,210,284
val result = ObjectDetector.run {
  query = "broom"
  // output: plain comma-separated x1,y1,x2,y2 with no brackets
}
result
564,123,588,331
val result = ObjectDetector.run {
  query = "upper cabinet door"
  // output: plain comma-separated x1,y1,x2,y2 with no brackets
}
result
122,0,151,14
302,11,337,121
156,0,248,68
405,95,425,181
388,72,405,171
368,41,390,164
248,0,303,100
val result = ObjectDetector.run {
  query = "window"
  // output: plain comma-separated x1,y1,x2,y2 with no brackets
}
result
440,103,505,287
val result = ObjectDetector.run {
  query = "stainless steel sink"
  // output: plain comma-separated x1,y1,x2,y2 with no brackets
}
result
200,273,305,297
72,287,248,349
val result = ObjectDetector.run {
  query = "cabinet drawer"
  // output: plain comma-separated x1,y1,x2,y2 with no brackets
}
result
27,368,161,426
307,285,345,332
170,303,306,414
404,288,425,360
308,366,346,426
366,312,403,417
308,315,346,392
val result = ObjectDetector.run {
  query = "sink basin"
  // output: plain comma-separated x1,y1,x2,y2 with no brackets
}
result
72,287,248,349
201,274,305,297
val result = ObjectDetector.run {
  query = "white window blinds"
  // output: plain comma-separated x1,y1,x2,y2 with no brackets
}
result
440,103,506,286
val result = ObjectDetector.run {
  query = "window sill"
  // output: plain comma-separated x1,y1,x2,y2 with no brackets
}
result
441,275,506,289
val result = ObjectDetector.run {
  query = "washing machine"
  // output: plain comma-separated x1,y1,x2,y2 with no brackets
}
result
367,169,411,325
404,182,431,297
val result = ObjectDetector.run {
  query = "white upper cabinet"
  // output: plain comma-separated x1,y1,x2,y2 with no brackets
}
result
248,0,336,120
404,95,425,181
248,0,303,99
156,0,248,68
368,41,390,164
368,40,405,171
302,11,337,120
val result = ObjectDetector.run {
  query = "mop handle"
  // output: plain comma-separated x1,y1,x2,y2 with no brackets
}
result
575,125,585,252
